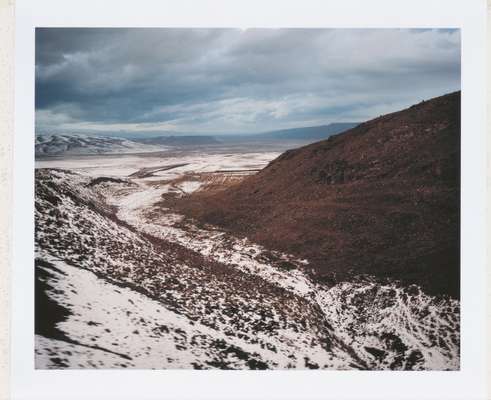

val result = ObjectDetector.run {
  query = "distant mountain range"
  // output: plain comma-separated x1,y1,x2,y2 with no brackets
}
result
35,134,220,157
35,123,360,157
132,135,221,146
254,122,359,140
174,92,461,297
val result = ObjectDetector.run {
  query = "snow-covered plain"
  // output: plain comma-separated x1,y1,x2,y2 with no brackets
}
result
35,150,279,178
34,150,460,370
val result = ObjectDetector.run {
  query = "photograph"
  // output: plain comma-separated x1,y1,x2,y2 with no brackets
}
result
33,28,461,370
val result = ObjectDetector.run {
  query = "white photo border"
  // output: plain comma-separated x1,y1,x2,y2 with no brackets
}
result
12,0,487,399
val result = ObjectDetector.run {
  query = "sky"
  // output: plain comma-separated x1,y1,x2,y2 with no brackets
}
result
35,28,461,136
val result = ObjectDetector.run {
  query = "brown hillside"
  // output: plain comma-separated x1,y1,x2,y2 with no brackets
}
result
173,92,460,297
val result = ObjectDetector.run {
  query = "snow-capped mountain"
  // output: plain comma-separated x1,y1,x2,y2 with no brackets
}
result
35,134,165,156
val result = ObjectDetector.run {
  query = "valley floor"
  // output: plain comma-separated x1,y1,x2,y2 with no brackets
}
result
34,150,460,370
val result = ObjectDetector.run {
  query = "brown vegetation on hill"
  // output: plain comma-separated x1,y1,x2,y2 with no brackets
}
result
171,92,460,297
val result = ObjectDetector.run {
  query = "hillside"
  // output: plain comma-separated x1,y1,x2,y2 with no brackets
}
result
172,92,461,297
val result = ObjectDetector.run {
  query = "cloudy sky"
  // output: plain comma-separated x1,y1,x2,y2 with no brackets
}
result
35,28,460,136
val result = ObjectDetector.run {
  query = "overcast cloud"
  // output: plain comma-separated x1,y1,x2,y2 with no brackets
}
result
35,28,461,135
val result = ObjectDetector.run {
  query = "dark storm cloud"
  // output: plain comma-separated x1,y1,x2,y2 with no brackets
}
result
35,28,461,135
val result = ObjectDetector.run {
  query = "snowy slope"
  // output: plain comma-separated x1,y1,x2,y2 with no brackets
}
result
35,168,460,370
35,169,358,369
